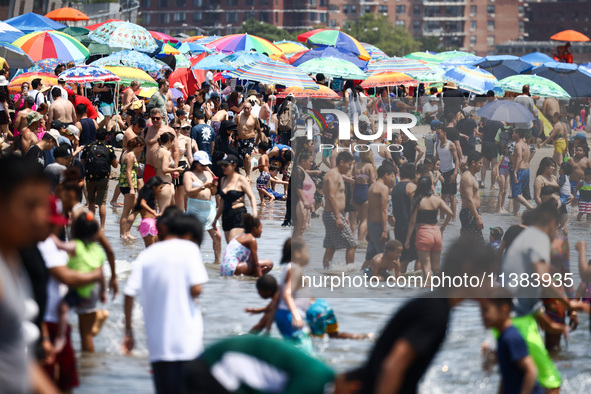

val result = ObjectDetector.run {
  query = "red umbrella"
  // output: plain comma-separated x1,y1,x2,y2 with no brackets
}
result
169,53,207,96
149,31,179,44
86,19,122,31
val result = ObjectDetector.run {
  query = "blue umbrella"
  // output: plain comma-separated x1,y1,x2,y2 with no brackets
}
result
531,62,591,97
176,42,211,54
0,22,24,43
580,63,591,74
90,50,162,74
0,42,33,69
477,100,534,123
443,65,497,94
471,55,534,80
194,36,221,45
520,52,554,66
191,53,236,71
438,55,482,70
4,12,65,34
290,46,368,71
221,51,270,68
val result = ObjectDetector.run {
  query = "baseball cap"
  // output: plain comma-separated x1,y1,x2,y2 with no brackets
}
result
50,120,64,130
173,82,184,90
217,154,239,166
26,111,43,126
48,195,68,226
431,119,444,130
46,129,60,145
58,75,67,83
25,96,35,105
193,151,212,165
429,95,439,101
65,87,75,96
181,121,191,129
66,124,80,140
325,114,334,123
210,92,221,100
53,145,73,159
575,132,587,140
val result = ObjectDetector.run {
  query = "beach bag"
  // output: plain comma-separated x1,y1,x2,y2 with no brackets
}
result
85,143,110,178
278,102,294,132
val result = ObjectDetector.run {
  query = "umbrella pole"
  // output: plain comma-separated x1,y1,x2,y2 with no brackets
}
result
415,84,419,112
114,82,120,133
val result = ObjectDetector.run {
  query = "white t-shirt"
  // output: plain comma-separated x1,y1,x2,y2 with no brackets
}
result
422,102,438,119
48,86,68,104
28,89,46,107
124,239,209,362
38,237,69,323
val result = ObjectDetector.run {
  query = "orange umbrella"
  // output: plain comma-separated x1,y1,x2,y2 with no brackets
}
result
45,7,89,22
183,35,207,43
8,72,57,96
277,84,339,98
360,72,417,88
550,30,590,42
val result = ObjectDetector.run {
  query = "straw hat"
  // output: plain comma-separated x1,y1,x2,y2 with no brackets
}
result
445,81,458,89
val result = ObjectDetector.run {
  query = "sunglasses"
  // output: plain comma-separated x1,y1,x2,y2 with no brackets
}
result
151,117,161,121
182,126,191,130
172,126,180,130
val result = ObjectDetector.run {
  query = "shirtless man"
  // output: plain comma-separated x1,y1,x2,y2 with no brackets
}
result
234,102,261,180
459,151,484,241
542,97,560,120
20,112,43,154
322,151,358,268
510,129,534,215
259,95,275,124
122,117,146,149
144,108,179,182
47,87,76,127
122,80,140,109
568,145,591,208
362,164,396,269
14,96,35,134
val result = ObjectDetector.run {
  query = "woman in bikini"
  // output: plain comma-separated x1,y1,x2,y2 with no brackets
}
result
352,150,376,243
541,112,568,168
534,157,568,230
292,152,315,239
154,131,185,212
214,153,258,243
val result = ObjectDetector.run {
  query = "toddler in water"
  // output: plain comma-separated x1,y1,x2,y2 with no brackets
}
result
574,167,591,221
253,142,273,206
497,145,511,214
54,212,107,352
488,226,504,250
256,162,288,204
363,240,402,280
133,176,164,247
558,162,574,208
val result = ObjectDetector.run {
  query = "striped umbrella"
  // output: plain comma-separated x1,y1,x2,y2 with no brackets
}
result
360,72,417,88
435,51,475,62
229,60,318,89
206,34,282,56
90,50,162,74
89,21,158,52
103,66,157,88
12,30,89,63
496,75,570,98
58,66,120,83
149,31,179,44
406,70,443,87
277,84,339,98
297,57,367,80
368,58,432,74
443,65,497,94
221,51,270,68
438,55,482,70
297,29,370,61
361,43,388,61
405,51,440,64
274,40,308,55
530,62,591,97
8,72,57,95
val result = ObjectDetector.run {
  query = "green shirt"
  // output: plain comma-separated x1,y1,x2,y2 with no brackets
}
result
67,240,105,298
200,335,335,394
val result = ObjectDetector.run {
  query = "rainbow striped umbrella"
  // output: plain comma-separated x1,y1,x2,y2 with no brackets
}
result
8,72,57,95
296,29,370,61
443,65,498,94
277,84,339,98
361,43,388,61
360,72,417,88
368,58,432,74
58,65,120,83
274,40,308,55
297,57,367,80
12,30,89,63
205,34,283,56
405,51,440,64
89,21,158,52
229,59,318,89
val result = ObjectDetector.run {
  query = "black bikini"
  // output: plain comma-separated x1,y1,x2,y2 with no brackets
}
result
219,179,246,232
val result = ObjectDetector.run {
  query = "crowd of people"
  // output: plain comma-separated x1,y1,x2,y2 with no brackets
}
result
1,62,591,394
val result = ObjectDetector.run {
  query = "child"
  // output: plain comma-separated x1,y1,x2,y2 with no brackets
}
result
363,240,402,280
479,297,542,394
220,214,274,277
558,161,574,208
497,144,511,214
431,158,443,196
253,141,272,206
416,163,429,179
133,176,164,247
574,167,591,221
54,212,108,352
258,163,289,204
489,226,504,250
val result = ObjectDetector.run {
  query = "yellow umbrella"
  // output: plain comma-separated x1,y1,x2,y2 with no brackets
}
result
274,41,308,55
158,42,180,56
103,66,157,87
137,87,157,98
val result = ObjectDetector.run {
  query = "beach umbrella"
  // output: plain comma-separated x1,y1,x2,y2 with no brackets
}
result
90,50,162,74
149,31,179,44
406,71,443,86
580,63,591,74
12,31,89,63
477,100,534,123
8,72,57,95
82,39,121,56
435,51,474,62
297,57,367,80
229,59,318,89
137,87,157,98
89,21,158,52
360,72,417,88
4,12,66,34
56,26,90,41
176,42,211,55
297,29,370,61
550,30,590,42
58,65,120,83
205,34,282,56
221,51,270,68
103,66,157,87
471,55,534,80
361,43,388,61
155,41,180,57
368,58,432,75
405,51,440,64
192,53,236,71
0,22,24,43
277,84,339,98
182,35,207,43
443,65,497,94
85,19,122,31
531,62,591,97
496,75,570,98
45,7,89,22
192,36,221,45
29,58,66,73
520,52,554,66
289,46,368,70
438,55,482,70
274,40,308,55
0,42,33,69
174,54,191,69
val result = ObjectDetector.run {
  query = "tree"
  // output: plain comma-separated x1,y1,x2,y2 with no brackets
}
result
418,36,443,53
239,18,293,43
343,14,420,57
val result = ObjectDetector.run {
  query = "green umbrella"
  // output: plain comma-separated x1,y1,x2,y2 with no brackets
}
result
57,26,90,41
496,75,570,98
174,54,190,68
406,70,444,86
405,51,441,64
297,57,367,80
81,37,121,56
434,50,474,62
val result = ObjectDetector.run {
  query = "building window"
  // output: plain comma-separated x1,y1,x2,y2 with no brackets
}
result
378,5,387,13
173,12,185,22
309,0,317,6
364,6,371,13
470,36,476,45
246,0,253,5
259,12,268,22
193,12,202,21
227,12,238,22
309,12,317,21
487,20,494,31
328,5,338,11
413,5,420,15
413,20,420,30
158,0,166,7
519,20,524,31
319,0,327,6
142,0,151,7
487,36,494,46
396,5,405,14
261,0,269,4
193,0,202,6
343,5,348,14
328,19,337,27
396,20,405,27
275,12,278,22
487,5,495,14
351,5,356,13
159,13,169,24
176,0,185,6
319,13,327,22
470,5,476,16
470,21,476,31
144,14,151,23
226,0,237,6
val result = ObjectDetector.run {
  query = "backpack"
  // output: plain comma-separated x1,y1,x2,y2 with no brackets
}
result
278,102,294,132
85,143,111,178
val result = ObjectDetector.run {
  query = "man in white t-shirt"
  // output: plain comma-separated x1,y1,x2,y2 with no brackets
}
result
422,95,439,122
123,212,208,394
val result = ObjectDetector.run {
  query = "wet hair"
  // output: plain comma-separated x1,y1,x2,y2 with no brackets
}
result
256,275,278,295
127,136,145,150
377,164,395,178
385,239,403,252
282,150,292,162
489,226,504,241
243,213,261,234
258,141,270,152
0,155,47,200
76,103,87,116
96,128,108,142
537,157,556,177
71,212,100,245
281,237,306,264
134,117,146,128
560,161,573,176
336,151,354,165
134,176,163,212
531,200,560,227
467,151,483,167
51,87,62,99
411,176,433,213
168,213,204,245
158,131,175,145
399,163,416,180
